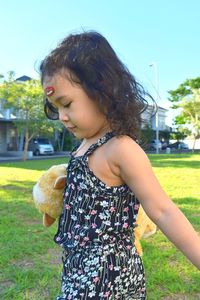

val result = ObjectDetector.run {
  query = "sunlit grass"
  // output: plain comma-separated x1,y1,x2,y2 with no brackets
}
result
0,154,200,299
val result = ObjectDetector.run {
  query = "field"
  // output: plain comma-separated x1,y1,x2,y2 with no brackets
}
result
0,154,200,299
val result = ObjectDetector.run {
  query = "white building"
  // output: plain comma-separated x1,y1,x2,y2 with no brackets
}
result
142,105,171,132
0,100,18,152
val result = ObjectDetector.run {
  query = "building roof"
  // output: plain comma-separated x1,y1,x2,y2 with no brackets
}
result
15,75,32,82
147,104,168,111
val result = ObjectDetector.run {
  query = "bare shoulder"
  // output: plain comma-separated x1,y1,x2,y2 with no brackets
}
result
107,135,172,222
107,135,159,192
107,135,149,165
108,134,143,150
104,135,151,178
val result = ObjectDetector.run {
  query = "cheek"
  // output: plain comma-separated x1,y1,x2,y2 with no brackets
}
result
81,108,98,121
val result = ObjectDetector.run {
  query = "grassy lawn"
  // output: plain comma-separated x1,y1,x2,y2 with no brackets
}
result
0,154,200,300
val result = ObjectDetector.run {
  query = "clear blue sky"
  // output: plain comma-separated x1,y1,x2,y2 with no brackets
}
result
1,0,200,125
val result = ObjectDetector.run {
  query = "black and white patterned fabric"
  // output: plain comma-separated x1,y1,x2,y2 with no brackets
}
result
54,132,146,300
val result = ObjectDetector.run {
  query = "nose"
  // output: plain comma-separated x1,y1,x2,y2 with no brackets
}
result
58,108,69,122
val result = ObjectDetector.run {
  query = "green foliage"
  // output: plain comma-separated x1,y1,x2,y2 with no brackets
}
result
178,90,200,141
63,132,76,151
170,126,191,141
168,77,200,107
168,77,200,145
140,125,154,146
0,76,45,129
159,130,171,142
0,73,63,159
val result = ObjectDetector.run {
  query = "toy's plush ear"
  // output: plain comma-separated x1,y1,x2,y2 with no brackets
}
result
43,213,56,227
54,175,67,190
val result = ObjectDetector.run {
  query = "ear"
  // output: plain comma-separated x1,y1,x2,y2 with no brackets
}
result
54,175,67,189
43,213,56,227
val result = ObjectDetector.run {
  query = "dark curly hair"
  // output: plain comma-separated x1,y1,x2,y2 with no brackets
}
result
40,30,156,141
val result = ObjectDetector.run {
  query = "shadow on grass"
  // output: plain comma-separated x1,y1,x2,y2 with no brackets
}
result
0,157,68,171
0,195,38,217
173,196,200,212
174,197,200,206
1,153,200,170
151,160,200,169
148,153,200,169
1,180,36,191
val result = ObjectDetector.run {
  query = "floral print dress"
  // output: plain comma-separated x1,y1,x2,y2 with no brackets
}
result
54,132,146,300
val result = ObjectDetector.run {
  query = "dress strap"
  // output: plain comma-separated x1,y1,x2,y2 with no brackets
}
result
85,131,115,157
69,131,115,159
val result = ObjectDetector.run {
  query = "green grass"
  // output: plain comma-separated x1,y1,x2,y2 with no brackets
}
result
0,154,200,300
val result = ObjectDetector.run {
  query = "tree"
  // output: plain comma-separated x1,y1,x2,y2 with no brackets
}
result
140,125,154,150
178,90,200,150
168,77,200,108
0,74,62,160
170,126,191,141
168,77,200,150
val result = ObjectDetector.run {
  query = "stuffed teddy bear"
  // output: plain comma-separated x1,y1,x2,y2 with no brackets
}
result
33,164,67,227
134,206,157,256
33,164,156,255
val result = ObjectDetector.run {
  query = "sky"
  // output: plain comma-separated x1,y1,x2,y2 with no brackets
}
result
1,0,200,126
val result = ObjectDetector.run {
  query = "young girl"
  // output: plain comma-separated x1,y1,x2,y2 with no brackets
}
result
40,31,200,300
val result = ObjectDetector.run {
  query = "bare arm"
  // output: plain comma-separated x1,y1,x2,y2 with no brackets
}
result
114,136,200,269
154,200,200,269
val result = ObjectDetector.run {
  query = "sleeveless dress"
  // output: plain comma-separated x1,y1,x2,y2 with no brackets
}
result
54,132,146,300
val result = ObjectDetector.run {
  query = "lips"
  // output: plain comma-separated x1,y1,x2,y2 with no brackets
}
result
67,126,76,130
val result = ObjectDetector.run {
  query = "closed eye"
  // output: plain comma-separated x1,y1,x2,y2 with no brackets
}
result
64,102,71,108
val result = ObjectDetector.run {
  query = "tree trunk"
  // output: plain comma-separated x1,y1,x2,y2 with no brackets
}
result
61,127,66,151
54,129,62,151
22,129,29,161
18,129,25,151
192,135,196,153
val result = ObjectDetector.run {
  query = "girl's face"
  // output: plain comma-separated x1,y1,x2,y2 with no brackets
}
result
43,72,110,140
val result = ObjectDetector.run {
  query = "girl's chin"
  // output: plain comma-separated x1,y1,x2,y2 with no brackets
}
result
68,127,82,138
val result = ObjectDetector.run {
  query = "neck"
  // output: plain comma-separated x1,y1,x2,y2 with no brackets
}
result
74,129,112,157
86,125,111,142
